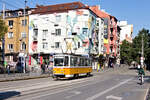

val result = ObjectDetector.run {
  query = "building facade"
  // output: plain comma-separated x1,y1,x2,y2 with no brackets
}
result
90,5,121,66
28,2,104,67
1,8,35,63
118,21,133,44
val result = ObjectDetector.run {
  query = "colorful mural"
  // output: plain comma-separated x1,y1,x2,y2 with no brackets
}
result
29,20,38,52
66,12,97,53
66,41,73,53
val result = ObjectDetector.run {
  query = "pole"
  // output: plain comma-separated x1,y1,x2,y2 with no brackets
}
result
23,0,27,73
2,1,5,67
141,33,144,67
3,2,5,19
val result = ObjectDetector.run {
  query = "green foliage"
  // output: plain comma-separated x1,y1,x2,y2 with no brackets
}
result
0,16,8,40
120,28,150,67
120,40,132,64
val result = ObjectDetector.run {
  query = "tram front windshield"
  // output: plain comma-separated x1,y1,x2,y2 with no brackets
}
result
54,57,64,66
54,56,69,66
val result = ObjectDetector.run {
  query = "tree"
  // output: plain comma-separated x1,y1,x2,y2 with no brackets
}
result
120,28,150,69
0,16,8,40
132,29,150,65
120,40,132,65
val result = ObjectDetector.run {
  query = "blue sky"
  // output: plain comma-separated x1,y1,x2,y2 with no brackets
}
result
0,0,150,37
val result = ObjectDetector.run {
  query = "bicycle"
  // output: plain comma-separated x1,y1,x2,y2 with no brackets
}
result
138,67,145,85
138,73,144,85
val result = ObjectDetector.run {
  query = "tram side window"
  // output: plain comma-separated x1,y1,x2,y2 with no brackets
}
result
89,59,92,66
80,58,84,66
87,59,91,66
85,59,88,66
54,58,64,66
70,57,78,66
77,58,80,66
70,57,74,66
74,57,78,66
64,56,69,66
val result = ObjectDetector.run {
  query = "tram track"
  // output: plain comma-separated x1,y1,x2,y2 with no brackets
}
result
7,73,115,100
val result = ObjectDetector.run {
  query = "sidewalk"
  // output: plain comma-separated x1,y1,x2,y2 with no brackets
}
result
0,65,132,82
0,73,50,82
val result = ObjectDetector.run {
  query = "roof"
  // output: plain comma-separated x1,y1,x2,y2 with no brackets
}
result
89,6,110,18
32,2,89,14
90,6,118,21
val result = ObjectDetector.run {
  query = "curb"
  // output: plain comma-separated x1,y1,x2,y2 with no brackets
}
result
145,88,150,100
0,74,50,82
0,66,128,82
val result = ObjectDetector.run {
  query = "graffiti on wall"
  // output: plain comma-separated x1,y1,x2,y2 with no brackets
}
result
29,20,38,52
65,11,97,53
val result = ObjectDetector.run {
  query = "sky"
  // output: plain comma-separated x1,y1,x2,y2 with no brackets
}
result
0,0,150,37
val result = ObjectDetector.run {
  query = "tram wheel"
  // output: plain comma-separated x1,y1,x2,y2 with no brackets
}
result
87,72,91,77
74,74,79,79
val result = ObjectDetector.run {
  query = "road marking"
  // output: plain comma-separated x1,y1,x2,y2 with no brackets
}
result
106,95,122,100
133,89,147,92
23,76,114,100
65,91,81,99
86,78,133,100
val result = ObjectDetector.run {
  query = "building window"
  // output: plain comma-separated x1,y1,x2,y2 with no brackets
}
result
21,42,26,50
55,29,61,36
33,28,38,37
55,42,60,48
8,44,13,50
42,42,48,49
83,14,88,16
72,32,77,35
78,42,80,48
8,32,13,38
21,32,26,38
22,19,27,26
8,20,13,26
43,30,48,40
56,15,61,22
82,28,88,34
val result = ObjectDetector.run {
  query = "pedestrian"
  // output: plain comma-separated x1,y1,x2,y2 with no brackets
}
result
7,65,10,75
97,63,100,72
4,61,7,74
41,62,45,74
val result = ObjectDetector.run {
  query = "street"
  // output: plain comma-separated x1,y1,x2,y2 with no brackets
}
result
0,67,150,100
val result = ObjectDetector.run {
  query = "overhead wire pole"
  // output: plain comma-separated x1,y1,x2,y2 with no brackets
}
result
141,33,144,67
2,0,5,67
23,0,27,73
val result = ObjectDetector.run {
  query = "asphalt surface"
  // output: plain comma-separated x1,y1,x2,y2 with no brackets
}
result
0,66,150,100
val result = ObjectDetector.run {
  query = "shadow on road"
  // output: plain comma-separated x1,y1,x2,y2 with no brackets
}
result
128,67,137,70
53,74,93,81
144,75,150,83
0,91,20,100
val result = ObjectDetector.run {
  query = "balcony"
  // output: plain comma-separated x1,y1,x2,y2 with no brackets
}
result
110,34,114,41
32,36,38,41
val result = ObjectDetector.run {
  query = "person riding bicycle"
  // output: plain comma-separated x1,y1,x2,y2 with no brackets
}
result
137,64,145,76
137,64,145,85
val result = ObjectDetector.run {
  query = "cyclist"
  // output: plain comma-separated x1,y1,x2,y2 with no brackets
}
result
138,65,145,76
137,64,145,85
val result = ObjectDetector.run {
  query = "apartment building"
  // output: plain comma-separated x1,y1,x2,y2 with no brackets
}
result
2,8,35,62
90,5,121,66
28,2,104,65
118,21,133,44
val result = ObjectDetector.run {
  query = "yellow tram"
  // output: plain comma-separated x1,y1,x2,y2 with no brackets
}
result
53,54,92,79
